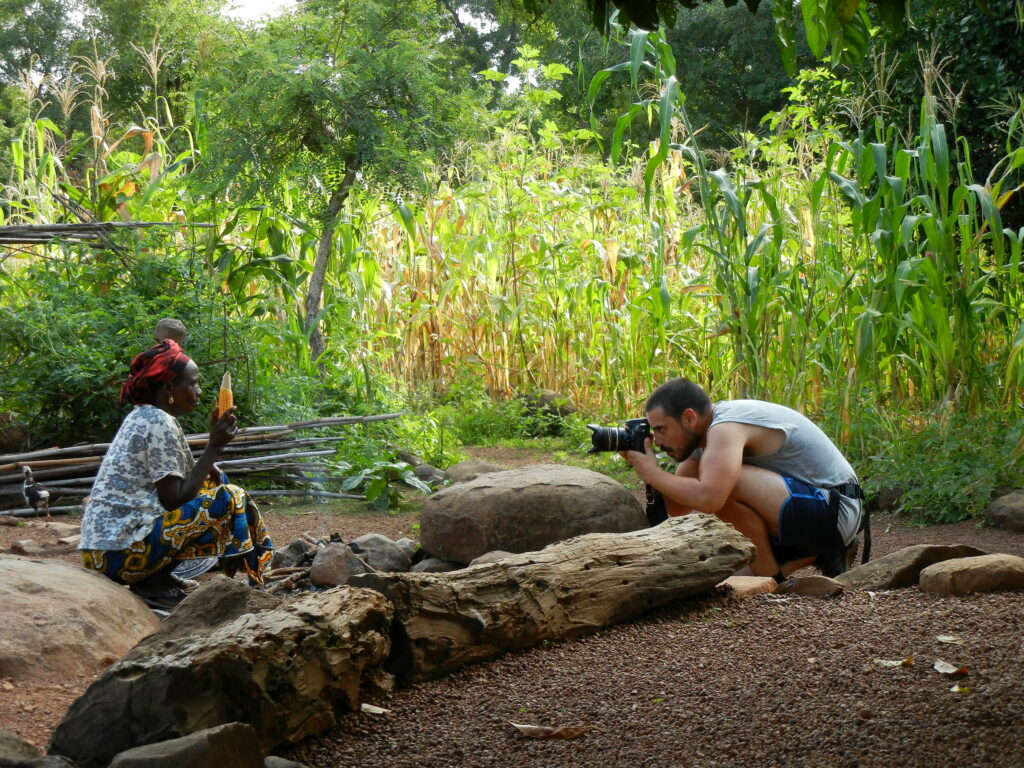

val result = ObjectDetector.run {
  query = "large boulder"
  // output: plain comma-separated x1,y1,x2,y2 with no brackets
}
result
49,578,393,768
984,491,1024,531
420,464,646,564
0,555,159,684
919,554,1024,594
833,544,988,591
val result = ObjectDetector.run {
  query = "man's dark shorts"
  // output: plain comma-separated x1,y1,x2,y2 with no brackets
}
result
770,476,840,565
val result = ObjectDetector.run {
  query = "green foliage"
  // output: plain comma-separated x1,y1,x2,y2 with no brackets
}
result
0,244,266,444
855,412,1024,523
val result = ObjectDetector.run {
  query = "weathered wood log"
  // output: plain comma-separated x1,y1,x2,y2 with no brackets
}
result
350,513,753,684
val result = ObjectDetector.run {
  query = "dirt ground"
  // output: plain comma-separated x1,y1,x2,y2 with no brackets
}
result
2,472,1023,764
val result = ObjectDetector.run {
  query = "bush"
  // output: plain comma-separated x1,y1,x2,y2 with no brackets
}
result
854,412,1024,523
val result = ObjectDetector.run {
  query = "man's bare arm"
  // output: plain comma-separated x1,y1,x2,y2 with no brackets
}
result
622,423,748,513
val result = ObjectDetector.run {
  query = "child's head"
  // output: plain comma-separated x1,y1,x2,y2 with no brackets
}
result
154,318,187,344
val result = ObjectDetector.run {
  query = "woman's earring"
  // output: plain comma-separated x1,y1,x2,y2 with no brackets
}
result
168,395,175,405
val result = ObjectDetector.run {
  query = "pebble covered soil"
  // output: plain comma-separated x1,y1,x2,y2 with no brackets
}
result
287,589,1024,768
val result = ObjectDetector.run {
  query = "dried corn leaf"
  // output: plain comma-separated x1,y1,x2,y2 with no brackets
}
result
950,683,971,693
933,660,969,677
936,635,963,644
510,722,592,740
873,657,913,668
360,703,390,715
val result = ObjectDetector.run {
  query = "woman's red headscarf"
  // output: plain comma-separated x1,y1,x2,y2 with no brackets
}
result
119,340,192,405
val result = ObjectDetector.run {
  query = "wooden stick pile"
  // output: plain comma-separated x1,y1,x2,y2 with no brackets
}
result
0,221,215,245
0,413,401,513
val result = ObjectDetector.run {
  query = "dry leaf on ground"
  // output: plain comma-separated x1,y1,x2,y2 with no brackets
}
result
950,683,971,693
360,703,391,715
936,635,963,644
933,660,969,677
510,722,593,740
873,657,914,668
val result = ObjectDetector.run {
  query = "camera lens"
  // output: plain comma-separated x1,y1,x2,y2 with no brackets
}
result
586,424,631,454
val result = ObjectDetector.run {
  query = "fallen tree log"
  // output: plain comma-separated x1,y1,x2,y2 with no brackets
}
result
350,513,753,684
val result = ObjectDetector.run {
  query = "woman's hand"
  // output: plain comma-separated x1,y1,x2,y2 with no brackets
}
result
208,406,238,451
156,407,237,511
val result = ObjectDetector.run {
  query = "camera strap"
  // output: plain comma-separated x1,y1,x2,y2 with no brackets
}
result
645,484,668,526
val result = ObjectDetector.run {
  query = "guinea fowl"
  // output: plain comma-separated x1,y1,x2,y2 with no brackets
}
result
22,466,50,520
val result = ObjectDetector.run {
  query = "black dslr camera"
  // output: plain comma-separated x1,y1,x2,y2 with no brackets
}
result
586,417,652,454
586,418,666,527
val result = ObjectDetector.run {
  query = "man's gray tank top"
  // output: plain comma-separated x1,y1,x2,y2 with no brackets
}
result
691,400,863,544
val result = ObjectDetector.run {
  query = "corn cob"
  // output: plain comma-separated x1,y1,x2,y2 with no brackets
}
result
218,371,233,415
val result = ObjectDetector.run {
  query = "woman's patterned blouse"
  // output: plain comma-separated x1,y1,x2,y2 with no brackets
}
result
79,405,195,550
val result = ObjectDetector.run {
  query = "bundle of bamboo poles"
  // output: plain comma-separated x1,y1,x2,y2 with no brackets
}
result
0,413,401,515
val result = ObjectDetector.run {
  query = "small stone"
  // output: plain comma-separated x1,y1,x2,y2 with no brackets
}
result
858,707,873,719
718,576,777,597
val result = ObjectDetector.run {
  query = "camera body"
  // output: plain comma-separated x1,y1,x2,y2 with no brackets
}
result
586,417,652,454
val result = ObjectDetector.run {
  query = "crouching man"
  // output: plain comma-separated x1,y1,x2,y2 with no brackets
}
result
620,377,865,580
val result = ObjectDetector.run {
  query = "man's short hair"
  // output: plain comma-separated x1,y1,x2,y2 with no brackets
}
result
646,377,711,419
154,318,187,344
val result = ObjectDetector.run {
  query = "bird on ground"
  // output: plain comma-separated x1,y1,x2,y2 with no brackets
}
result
22,466,50,521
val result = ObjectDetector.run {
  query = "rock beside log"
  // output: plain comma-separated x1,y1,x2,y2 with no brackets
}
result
352,513,753,683
49,579,393,768
420,464,647,564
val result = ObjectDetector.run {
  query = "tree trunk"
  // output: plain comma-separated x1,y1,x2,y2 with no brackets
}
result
304,159,360,366
351,513,753,683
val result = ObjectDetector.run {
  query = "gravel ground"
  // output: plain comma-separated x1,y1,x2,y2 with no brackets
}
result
287,590,1024,768
284,517,1024,768
3,503,1023,765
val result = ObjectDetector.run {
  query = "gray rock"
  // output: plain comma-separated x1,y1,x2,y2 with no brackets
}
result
775,576,844,597
469,550,516,566
265,757,310,768
7,758,77,767
420,464,647,564
520,389,577,418
48,580,393,768
351,534,412,573
920,553,1024,594
394,538,419,560
410,557,460,573
445,460,507,483
309,543,370,587
108,722,263,767
984,491,1024,531
413,463,449,486
0,729,39,762
868,485,903,512
269,539,317,569
834,544,988,591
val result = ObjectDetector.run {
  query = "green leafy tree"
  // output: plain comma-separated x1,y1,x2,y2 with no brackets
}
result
195,0,485,362
874,0,1024,176
513,0,1022,72
75,0,231,130
0,0,81,82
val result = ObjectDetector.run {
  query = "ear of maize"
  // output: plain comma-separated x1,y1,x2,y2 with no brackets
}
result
218,371,233,415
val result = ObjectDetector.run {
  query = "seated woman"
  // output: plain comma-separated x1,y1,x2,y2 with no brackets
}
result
79,339,273,610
